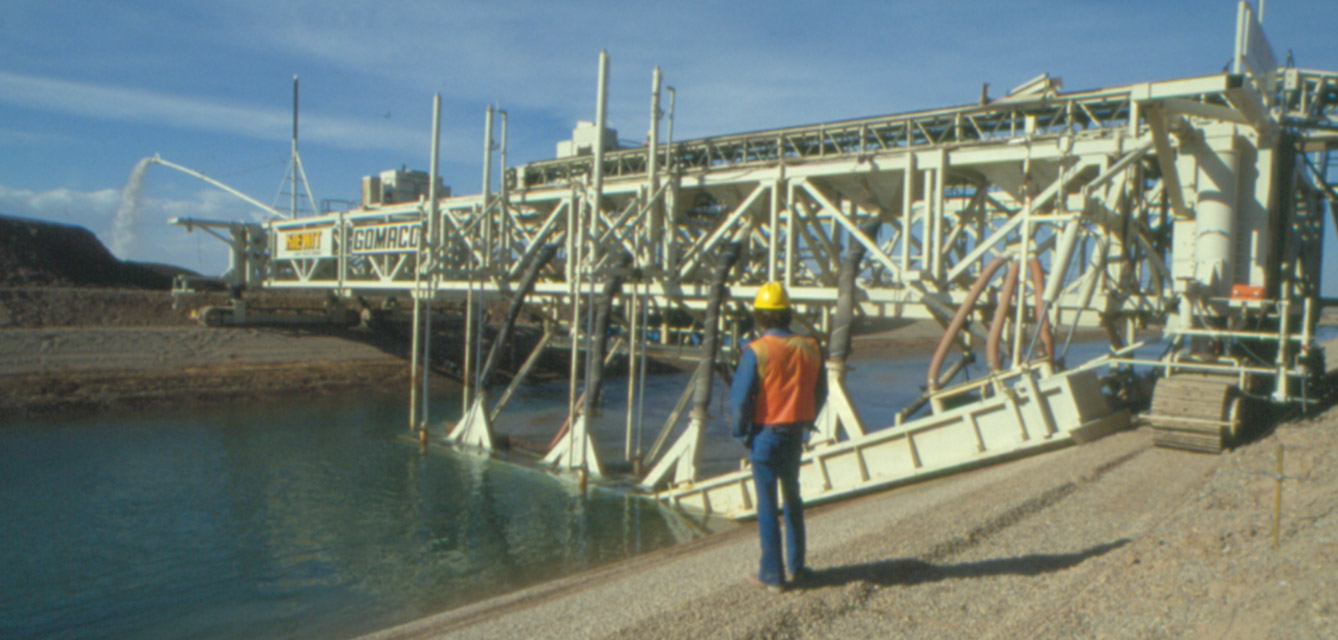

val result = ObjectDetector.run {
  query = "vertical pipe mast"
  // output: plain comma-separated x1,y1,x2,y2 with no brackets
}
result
629,68,662,464
291,75,299,219
499,109,510,262
481,105,496,269
465,106,495,416
423,93,442,431
647,67,662,258
664,86,677,271
575,50,611,471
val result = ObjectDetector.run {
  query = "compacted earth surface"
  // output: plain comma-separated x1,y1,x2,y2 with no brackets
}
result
0,288,439,420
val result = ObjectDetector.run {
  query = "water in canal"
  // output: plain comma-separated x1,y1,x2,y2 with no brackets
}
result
1,339,1142,638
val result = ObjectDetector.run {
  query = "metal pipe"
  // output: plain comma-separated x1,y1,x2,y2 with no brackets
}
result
1025,258,1054,364
566,197,583,443
648,67,662,253
409,296,421,430
634,278,651,462
422,93,443,429
461,106,497,415
499,109,509,260
1059,237,1107,362
571,50,611,471
624,279,639,462
490,328,553,422
291,75,299,218
150,155,283,219
592,50,610,230
666,87,676,151
987,260,1022,370
478,244,558,389
481,105,495,268
463,273,475,416
664,85,677,270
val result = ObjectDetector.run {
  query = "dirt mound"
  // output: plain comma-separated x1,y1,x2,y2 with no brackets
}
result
0,213,187,289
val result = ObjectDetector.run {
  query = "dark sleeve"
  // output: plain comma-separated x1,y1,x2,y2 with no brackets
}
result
813,338,828,415
729,346,759,444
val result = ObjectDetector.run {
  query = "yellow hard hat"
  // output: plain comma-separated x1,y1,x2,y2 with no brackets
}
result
753,282,791,310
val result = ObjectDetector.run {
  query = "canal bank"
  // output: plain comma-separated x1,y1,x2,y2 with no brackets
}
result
364,398,1338,640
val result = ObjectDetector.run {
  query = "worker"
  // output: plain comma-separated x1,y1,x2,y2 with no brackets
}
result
730,281,827,592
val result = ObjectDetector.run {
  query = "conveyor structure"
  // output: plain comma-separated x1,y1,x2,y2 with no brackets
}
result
177,2,1336,517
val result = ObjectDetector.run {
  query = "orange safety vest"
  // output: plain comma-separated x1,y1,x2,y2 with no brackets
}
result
749,333,823,425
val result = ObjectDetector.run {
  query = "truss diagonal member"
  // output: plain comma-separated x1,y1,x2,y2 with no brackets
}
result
435,206,481,262
505,207,565,280
796,179,902,281
1082,140,1157,199
490,329,554,423
795,196,841,267
947,160,1091,283
643,366,702,465
790,198,838,287
594,199,641,253
677,183,769,279
1144,106,1192,220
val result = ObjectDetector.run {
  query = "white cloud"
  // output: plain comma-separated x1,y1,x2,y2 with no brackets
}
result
0,183,240,274
0,71,428,156
0,126,76,148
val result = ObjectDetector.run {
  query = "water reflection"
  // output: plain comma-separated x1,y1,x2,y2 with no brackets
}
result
0,395,717,640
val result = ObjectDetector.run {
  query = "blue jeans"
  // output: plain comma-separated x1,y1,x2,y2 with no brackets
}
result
750,426,805,586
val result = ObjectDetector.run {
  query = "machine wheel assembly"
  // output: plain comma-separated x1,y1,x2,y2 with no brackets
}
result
1145,375,1248,453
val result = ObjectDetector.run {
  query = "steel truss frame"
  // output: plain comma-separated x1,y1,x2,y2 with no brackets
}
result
252,8,1337,492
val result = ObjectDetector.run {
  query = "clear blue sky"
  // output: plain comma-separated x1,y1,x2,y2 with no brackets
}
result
1,0,1335,290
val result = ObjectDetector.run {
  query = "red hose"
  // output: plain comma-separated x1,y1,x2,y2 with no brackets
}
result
986,260,1022,370
927,256,1008,390
1028,259,1054,363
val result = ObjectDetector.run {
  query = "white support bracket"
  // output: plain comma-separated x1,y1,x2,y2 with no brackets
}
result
639,410,707,491
446,394,496,450
812,361,867,444
543,412,605,480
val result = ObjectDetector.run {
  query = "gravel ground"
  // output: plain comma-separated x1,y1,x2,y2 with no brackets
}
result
366,400,1338,640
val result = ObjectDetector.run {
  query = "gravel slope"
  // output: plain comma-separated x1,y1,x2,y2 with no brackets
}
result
366,411,1338,640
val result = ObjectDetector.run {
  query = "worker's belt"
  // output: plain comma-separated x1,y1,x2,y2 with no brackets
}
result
761,421,811,431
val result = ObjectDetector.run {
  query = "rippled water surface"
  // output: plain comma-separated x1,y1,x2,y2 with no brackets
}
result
0,392,711,639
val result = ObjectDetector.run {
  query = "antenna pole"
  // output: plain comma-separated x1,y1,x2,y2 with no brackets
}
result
292,75,299,218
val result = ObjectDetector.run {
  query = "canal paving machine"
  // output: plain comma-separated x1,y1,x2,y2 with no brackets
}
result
182,2,1336,518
